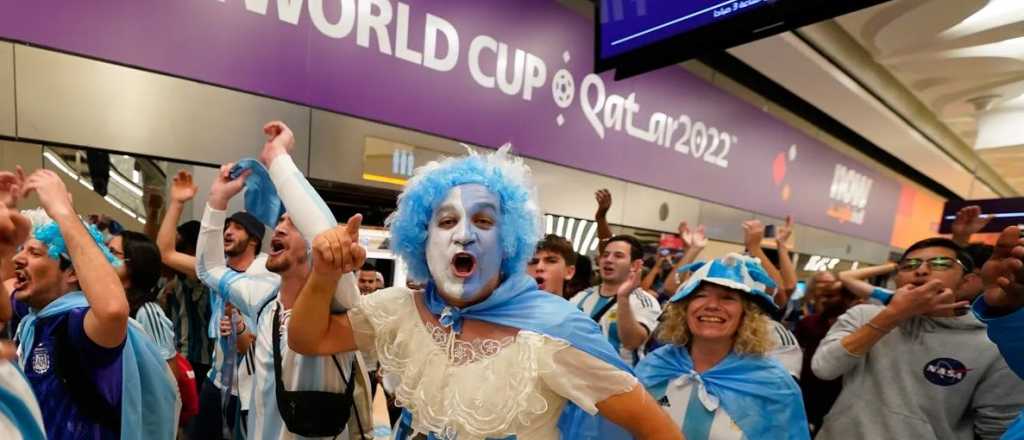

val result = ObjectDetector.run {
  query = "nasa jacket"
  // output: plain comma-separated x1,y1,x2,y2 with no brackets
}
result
810,304,1024,440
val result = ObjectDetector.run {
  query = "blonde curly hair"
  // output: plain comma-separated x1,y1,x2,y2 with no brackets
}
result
657,292,773,356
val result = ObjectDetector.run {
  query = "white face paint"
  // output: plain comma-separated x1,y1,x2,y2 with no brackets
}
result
426,184,503,304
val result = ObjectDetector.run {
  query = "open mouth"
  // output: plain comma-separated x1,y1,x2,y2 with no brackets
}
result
269,239,286,256
451,252,477,278
535,276,546,287
697,316,726,324
13,269,29,292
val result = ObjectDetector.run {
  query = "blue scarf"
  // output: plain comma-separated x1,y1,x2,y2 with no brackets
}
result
230,158,285,228
415,273,632,439
637,345,809,440
16,292,178,440
0,364,44,440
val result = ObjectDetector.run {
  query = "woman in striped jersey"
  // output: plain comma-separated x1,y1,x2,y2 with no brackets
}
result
637,253,810,440
108,231,197,426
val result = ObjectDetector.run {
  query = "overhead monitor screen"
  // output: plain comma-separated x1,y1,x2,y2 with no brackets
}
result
596,0,891,79
600,0,773,60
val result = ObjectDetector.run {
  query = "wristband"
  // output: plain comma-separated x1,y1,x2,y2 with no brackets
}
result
865,321,891,334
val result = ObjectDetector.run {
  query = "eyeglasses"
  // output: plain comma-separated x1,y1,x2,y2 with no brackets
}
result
896,256,964,272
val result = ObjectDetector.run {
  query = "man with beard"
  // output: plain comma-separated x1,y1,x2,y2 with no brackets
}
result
793,277,858,435
157,169,268,439
195,123,371,439
527,234,576,298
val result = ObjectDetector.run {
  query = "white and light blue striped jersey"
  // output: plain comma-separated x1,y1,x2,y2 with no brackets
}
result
135,302,176,360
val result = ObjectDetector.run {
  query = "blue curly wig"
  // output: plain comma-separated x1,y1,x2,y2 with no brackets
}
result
386,145,542,283
31,215,121,266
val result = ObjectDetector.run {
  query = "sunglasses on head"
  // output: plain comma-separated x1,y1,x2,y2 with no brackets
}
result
896,256,965,272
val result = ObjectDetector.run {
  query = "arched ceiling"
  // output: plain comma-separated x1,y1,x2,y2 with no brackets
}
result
837,0,1024,192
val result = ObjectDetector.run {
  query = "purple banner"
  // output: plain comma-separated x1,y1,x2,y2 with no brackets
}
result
0,0,900,243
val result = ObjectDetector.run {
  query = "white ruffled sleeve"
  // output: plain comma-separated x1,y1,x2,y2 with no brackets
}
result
539,342,639,415
346,287,415,357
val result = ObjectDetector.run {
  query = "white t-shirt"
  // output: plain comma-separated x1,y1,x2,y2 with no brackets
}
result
569,287,662,365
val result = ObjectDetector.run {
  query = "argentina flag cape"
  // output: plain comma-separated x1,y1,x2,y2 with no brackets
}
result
392,273,632,440
637,345,808,440
0,361,44,440
16,292,179,440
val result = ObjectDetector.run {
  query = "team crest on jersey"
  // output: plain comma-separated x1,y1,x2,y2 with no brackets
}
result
923,358,971,386
32,346,50,375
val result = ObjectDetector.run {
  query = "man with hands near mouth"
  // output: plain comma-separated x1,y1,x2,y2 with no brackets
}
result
812,237,1024,440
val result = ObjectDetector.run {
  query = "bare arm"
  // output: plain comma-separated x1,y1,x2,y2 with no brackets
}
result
951,205,991,247
595,189,612,253
774,217,797,307
24,170,129,348
157,170,199,278
288,217,365,355
143,189,162,241
596,384,683,440
662,224,707,295
641,257,666,292
288,271,358,355
743,220,784,290
614,270,650,350
0,169,28,322
839,263,897,299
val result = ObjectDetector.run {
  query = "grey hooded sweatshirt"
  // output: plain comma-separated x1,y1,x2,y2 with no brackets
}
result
812,304,1024,440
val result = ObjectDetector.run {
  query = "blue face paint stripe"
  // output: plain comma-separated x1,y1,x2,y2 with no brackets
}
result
457,184,503,301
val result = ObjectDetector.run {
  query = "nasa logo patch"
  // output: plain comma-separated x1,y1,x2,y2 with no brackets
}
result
923,358,970,386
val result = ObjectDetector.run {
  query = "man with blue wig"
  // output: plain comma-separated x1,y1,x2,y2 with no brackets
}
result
286,141,680,439
9,169,177,440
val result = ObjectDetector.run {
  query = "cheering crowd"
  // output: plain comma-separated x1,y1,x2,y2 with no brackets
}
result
0,121,1021,440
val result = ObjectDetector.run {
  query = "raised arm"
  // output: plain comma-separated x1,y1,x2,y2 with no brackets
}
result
951,205,991,247
973,226,1024,377
156,170,199,278
615,270,651,350
260,121,360,311
774,216,798,307
0,169,29,324
743,220,784,290
662,223,707,295
289,216,365,355
839,262,897,301
23,170,128,348
595,189,612,253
